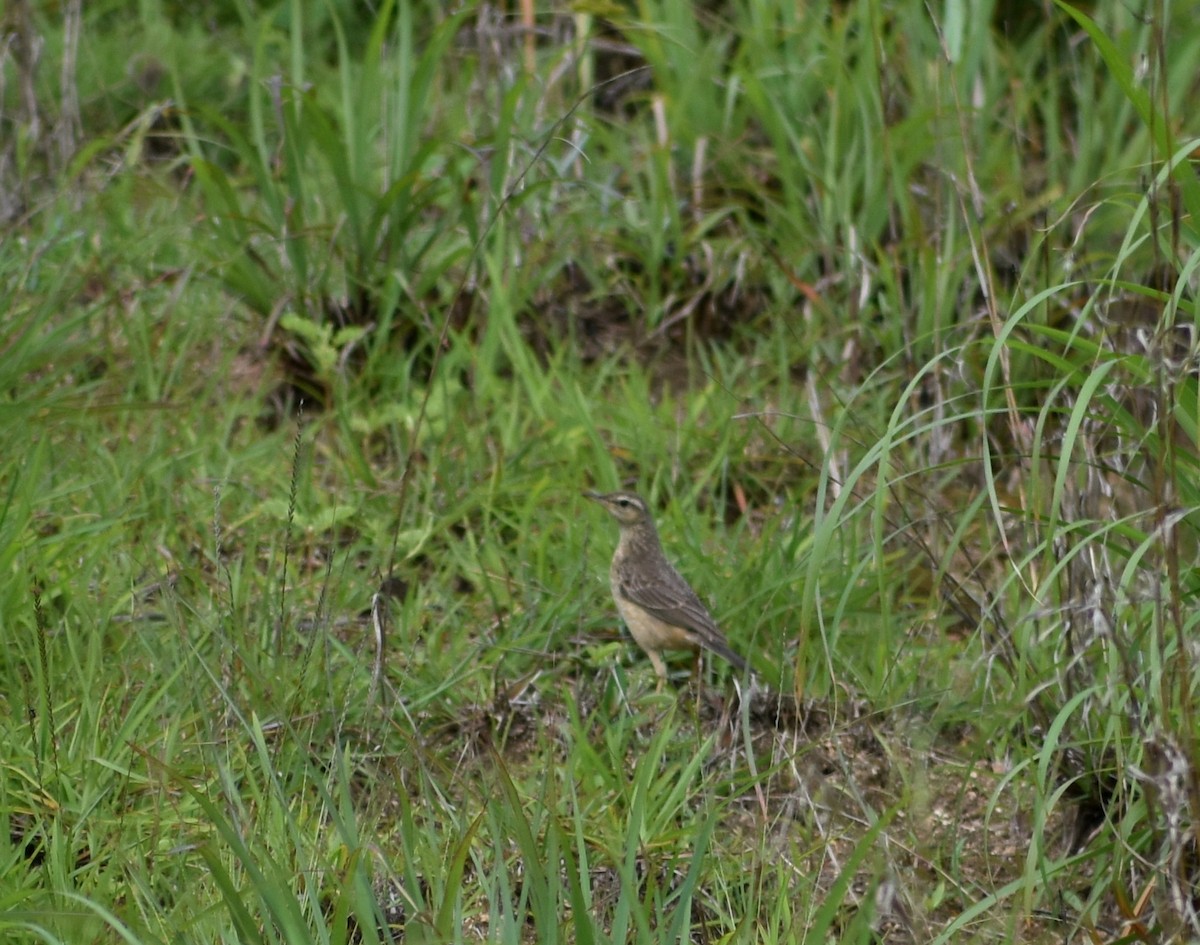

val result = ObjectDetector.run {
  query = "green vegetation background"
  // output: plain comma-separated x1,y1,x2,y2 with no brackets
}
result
3,0,1200,942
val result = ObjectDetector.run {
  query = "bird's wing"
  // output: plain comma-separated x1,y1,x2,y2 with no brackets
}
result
617,567,747,670
619,566,718,633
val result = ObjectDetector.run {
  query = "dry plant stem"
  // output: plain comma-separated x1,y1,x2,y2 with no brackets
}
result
13,0,43,139
736,681,769,819
691,136,707,225
806,372,840,500
520,0,535,75
57,0,82,168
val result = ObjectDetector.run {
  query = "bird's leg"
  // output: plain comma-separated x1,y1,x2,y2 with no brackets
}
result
647,649,668,692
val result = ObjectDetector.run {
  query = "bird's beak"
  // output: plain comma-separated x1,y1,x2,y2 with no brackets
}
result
582,490,602,501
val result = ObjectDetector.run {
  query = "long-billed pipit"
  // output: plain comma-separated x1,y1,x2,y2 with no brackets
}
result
584,490,748,686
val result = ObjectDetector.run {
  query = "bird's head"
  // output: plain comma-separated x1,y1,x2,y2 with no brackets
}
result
583,490,653,527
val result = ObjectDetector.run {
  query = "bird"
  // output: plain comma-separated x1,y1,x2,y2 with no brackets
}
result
583,489,748,687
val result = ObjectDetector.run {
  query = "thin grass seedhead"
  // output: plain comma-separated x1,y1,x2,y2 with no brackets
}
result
29,574,59,788
275,403,305,656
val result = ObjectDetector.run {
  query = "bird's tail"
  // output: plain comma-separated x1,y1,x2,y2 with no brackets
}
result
702,635,749,673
